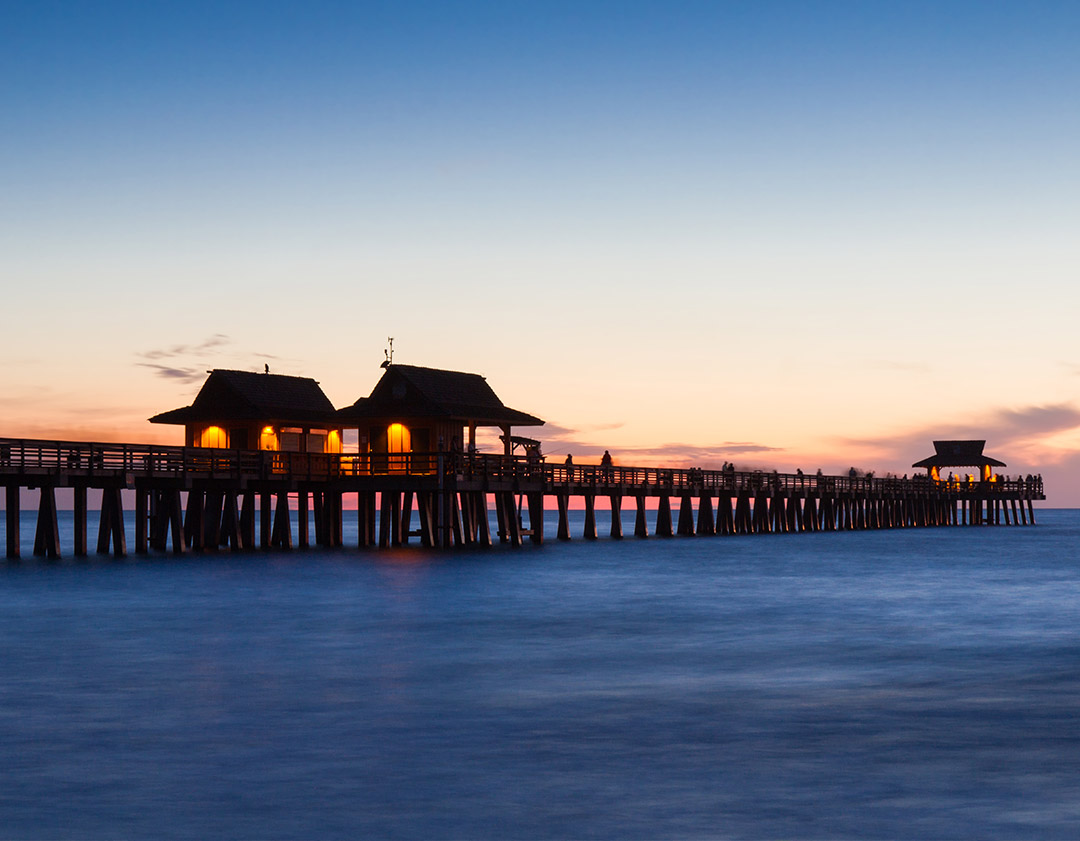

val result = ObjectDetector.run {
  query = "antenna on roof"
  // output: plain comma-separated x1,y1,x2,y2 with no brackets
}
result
381,337,394,369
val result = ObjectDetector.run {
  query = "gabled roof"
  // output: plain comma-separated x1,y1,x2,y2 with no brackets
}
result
337,364,543,427
912,440,1006,469
149,369,338,426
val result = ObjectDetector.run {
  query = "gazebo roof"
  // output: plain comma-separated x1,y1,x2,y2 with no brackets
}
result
337,364,544,427
149,369,338,426
912,440,1006,469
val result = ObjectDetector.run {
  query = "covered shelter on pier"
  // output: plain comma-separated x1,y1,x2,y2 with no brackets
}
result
336,364,544,465
912,440,1006,482
149,368,343,453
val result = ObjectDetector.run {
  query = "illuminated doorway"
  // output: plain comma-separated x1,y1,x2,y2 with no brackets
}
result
387,423,411,472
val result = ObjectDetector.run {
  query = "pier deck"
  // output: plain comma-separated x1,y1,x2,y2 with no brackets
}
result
0,437,1046,559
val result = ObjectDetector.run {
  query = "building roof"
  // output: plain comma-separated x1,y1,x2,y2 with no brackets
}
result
912,440,1006,469
149,369,338,426
337,364,544,427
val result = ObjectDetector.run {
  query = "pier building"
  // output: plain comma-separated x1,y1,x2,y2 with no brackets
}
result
149,369,343,454
336,364,544,468
912,440,1007,484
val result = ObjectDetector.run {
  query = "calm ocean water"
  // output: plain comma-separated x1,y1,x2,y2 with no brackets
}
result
1,508,1078,839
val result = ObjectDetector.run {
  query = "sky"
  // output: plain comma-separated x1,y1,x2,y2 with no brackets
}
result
2,0,1079,502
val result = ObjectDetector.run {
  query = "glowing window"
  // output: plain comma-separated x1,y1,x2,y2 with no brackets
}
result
200,426,227,448
387,423,411,453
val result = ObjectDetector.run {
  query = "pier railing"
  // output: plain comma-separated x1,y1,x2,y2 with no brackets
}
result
0,437,1045,498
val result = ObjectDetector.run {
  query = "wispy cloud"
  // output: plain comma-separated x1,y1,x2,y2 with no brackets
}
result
138,334,232,361
136,335,292,384
136,334,234,383
135,363,207,384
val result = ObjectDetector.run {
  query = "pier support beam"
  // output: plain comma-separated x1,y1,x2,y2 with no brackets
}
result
557,494,571,541
717,494,734,535
4,484,19,560
97,487,127,557
260,492,272,549
33,486,61,560
496,492,521,546
609,494,622,539
271,491,292,549
73,485,88,556
221,492,243,551
770,492,786,534
203,489,223,551
379,492,399,548
583,494,597,540
239,491,255,549
135,488,149,554
696,493,715,536
655,495,673,537
528,492,545,544
753,493,770,534
297,490,310,548
634,496,649,538
185,489,204,551
358,491,376,547
677,495,695,536
734,492,752,535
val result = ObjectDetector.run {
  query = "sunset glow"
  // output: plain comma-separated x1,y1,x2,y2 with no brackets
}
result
2,2,1078,502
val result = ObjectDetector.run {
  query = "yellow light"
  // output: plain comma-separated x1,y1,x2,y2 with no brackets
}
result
263,426,274,433
387,423,411,453
201,426,228,448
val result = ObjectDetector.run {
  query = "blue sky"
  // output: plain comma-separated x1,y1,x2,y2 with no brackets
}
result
2,1,1079,500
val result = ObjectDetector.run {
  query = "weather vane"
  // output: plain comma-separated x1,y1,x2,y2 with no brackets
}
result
381,337,394,368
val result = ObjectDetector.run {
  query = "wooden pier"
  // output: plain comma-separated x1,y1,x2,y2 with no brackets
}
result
0,437,1045,560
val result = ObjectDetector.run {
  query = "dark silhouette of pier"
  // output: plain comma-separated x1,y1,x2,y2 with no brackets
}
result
1,437,1045,560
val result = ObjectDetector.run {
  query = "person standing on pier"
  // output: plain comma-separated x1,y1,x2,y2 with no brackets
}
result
600,450,613,480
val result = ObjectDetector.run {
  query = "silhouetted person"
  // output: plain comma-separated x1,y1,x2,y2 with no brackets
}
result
600,449,612,480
